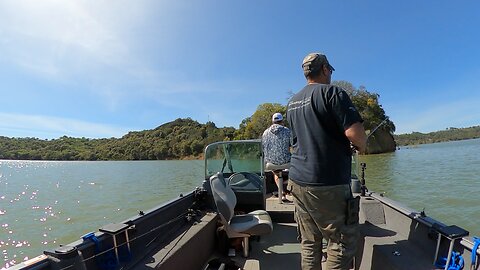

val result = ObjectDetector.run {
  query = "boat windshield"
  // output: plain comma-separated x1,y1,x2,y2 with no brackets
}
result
204,140,263,179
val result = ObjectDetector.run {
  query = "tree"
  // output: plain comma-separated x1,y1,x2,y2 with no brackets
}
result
235,103,287,139
333,80,396,135
234,81,395,141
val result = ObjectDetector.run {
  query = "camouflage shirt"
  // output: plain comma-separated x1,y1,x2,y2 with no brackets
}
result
261,124,291,165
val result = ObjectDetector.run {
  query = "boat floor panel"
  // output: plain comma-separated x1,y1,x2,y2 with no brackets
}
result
265,194,295,223
231,222,301,270
358,222,437,269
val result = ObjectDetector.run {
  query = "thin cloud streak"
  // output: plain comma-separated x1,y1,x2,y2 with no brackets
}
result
389,70,480,134
0,113,130,139
392,98,480,134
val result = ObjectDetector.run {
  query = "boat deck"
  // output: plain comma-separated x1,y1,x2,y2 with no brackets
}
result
130,193,456,270
230,195,299,269
229,194,440,270
233,222,300,270
9,139,477,270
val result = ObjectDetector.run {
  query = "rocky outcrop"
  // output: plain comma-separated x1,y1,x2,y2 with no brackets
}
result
366,128,396,154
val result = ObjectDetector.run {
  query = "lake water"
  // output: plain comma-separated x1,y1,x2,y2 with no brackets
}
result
1,139,479,268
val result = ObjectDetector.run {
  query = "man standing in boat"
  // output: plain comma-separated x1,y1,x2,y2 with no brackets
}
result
287,52,367,270
262,112,291,202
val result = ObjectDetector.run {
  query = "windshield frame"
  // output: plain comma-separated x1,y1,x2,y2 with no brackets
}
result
204,140,264,179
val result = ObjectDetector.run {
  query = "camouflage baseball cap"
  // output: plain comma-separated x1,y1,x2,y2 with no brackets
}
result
302,53,335,76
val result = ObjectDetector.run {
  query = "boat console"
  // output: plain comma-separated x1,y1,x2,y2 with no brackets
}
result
227,172,265,211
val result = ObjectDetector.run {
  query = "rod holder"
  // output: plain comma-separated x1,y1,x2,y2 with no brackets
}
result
360,163,367,197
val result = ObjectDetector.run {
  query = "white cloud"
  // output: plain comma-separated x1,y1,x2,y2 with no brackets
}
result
0,113,129,139
0,1,219,112
0,1,146,90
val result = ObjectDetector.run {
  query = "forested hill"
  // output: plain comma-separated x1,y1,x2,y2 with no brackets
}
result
2,117,479,161
0,80,398,160
394,126,480,146
12,80,475,160
0,118,235,160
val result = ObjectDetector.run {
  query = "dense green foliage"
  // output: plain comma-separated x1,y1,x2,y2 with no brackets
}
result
333,81,395,134
2,80,476,160
0,118,234,160
234,81,395,140
235,103,287,140
394,126,480,146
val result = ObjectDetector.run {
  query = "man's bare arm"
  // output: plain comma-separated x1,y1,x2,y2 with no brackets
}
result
345,122,367,154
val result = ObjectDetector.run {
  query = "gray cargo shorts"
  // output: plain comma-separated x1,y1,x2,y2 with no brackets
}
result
289,179,359,270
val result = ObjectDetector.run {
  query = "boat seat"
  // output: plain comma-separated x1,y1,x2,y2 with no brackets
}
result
265,163,290,204
210,173,273,257
265,162,290,171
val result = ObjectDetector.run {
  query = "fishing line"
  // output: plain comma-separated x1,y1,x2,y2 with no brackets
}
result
367,118,389,141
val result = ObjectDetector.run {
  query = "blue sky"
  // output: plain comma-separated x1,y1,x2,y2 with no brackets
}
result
0,1,479,139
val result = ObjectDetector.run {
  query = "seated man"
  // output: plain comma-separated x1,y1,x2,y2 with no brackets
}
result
261,113,291,202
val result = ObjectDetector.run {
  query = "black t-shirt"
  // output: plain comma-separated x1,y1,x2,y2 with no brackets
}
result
286,84,363,186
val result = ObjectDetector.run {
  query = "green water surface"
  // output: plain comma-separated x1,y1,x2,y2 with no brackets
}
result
1,139,479,268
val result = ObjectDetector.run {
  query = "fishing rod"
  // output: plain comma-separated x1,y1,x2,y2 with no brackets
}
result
351,118,389,152
357,118,389,196
367,118,389,140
